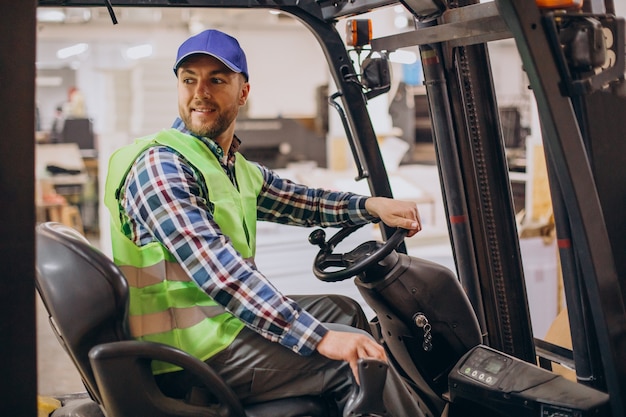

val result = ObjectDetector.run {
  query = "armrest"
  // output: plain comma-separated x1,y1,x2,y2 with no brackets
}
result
89,340,245,417
343,358,389,417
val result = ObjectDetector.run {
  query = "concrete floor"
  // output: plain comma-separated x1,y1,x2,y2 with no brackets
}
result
37,293,85,396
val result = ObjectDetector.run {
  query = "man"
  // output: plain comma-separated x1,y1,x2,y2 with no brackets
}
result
104,29,423,415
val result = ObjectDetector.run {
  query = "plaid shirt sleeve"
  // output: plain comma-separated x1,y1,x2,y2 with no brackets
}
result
122,146,374,355
256,164,376,227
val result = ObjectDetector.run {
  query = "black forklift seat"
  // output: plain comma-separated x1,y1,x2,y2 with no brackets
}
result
35,222,336,417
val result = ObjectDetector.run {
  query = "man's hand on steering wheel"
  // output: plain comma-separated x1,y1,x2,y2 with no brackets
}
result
310,197,422,282
365,197,422,237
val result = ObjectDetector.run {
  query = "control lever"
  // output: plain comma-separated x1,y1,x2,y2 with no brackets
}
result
343,358,389,417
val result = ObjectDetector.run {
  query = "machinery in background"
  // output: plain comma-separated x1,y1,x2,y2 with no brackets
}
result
236,117,327,169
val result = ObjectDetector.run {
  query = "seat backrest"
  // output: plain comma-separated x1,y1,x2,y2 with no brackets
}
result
36,222,130,405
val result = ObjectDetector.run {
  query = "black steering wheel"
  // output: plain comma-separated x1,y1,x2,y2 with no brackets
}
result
309,225,408,282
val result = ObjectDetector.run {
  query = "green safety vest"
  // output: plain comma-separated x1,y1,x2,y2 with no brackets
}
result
104,128,264,374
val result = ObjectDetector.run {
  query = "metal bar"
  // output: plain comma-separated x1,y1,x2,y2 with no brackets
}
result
418,38,488,340
37,0,397,22
605,0,615,15
446,39,534,361
0,0,37,415
38,0,306,5
415,3,534,360
286,7,401,244
372,2,511,51
328,93,369,181
496,0,626,414
37,0,325,21
545,107,603,386
38,0,256,5
534,338,575,370
318,0,397,21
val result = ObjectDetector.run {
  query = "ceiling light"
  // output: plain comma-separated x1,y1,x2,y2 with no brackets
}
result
125,44,153,60
37,9,66,23
394,15,409,29
57,43,88,59
64,8,92,23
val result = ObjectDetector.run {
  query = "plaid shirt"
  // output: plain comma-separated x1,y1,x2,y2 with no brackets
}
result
120,118,375,356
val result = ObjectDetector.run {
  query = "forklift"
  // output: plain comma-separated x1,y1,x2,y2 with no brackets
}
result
3,0,624,416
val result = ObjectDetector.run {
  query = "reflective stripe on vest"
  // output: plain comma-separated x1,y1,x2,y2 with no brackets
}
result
120,263,227,337
129,305,228,337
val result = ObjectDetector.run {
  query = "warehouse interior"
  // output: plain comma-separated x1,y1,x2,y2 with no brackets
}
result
29,1,626,411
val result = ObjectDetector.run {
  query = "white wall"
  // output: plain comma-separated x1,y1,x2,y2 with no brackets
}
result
235,29,329,118
37,13,330,138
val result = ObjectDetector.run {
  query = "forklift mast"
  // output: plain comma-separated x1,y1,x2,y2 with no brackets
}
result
7,0,624,416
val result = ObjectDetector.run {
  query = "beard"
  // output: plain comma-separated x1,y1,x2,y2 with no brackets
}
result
182,100,239,139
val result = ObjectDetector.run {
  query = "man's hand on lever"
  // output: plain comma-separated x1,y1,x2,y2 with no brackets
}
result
316,330,387,384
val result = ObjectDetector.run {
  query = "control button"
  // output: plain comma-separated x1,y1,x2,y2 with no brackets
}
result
485,376,493,384
478,373,485,381
464,367,472,375
471,370,478,378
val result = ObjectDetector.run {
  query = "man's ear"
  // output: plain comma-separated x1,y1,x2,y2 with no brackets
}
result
239,81,250,106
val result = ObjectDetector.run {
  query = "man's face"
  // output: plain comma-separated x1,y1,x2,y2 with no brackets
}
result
177,54,249,144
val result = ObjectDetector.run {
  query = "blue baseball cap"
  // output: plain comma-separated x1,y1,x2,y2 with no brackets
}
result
173,29,248,80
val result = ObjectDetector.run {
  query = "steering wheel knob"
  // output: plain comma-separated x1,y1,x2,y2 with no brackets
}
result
308,229,328,250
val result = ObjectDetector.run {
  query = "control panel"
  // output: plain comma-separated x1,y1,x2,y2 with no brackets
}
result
458,343,510,387
449,345,610,417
